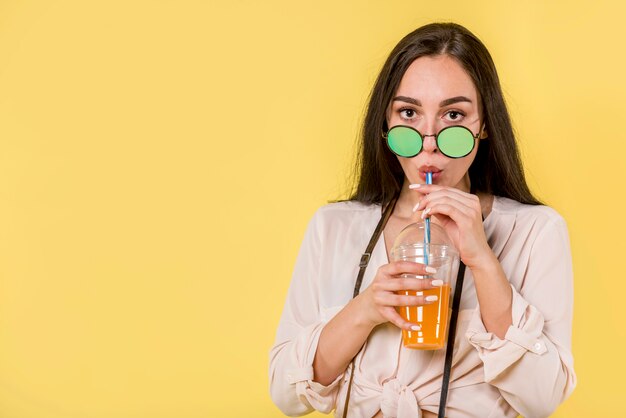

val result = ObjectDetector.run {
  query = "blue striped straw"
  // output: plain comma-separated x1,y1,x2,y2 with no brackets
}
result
424,172,432,265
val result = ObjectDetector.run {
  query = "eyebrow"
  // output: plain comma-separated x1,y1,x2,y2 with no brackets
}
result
392,95,473,107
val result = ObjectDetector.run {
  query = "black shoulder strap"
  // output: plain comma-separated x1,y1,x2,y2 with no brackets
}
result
342,195,398,418
353,196,398,298
437,261,466,418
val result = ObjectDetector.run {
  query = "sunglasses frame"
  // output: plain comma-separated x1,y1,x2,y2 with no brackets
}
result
383,125,481,159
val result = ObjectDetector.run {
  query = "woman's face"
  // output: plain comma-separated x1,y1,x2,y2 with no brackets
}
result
386,54,484,191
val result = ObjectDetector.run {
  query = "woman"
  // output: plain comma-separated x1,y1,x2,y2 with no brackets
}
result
270,22,576,417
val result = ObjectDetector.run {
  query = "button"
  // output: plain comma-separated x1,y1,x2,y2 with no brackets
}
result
533,342,542,351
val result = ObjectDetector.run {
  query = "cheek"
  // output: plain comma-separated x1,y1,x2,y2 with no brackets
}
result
463,148,479,170
452,156,474,171
447,155,477,180
395,157,409,174
396,157,418,180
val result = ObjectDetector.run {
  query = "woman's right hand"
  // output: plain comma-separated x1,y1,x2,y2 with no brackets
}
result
357,261,442,331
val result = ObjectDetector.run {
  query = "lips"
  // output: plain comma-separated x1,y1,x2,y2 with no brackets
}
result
418,165,442,182
418,165,442,174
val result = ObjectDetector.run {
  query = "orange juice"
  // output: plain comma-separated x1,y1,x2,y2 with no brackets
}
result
396,284,451,349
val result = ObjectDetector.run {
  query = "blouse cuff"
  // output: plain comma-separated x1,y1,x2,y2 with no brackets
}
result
287,321,343,413
465,284,548,382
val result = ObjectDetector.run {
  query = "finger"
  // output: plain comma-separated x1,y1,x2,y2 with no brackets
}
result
425,202,474,228
375,277,444,292
427,187,478,205
381,307,421,331
420,195,474,219
382,260,437,276
408,183,449,194
410,183,476,201
374,291,439,308
413,189,477,213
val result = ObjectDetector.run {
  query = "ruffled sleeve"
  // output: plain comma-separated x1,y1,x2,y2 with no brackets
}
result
465,215,577,418
269,210,343,416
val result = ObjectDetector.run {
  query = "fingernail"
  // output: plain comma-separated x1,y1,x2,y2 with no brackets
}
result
431,279,443,286
409,184,421,189
421,207,431,219
410,325,421,331
425,266,437,274
425,295,438,302
412,202,420,213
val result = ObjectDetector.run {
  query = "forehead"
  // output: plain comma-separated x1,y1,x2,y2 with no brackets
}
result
395,55,479,101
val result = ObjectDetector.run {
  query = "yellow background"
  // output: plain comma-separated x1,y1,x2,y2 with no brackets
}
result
0,1,623,417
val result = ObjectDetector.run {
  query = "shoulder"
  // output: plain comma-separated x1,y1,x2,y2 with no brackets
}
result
485,196,570,255
306,200,381,245
491,196,567,229
311,200,380,224
486,197,571,275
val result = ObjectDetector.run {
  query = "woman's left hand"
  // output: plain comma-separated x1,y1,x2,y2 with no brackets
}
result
412,184,491,269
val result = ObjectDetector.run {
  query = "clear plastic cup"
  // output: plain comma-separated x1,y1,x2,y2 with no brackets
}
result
390,222,460,350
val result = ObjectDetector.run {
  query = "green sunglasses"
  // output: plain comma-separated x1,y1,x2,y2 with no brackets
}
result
384,125,482,159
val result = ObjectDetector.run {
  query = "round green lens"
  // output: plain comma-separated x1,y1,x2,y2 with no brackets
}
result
437,126,475,158
387,126,422,157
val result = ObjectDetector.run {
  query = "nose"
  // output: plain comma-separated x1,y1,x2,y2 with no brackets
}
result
419,119,438,154
422,133,438,154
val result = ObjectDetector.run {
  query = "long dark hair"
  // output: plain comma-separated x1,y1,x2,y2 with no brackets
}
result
349,22,541,206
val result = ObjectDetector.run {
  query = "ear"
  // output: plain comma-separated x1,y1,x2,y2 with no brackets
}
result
476,120,488,140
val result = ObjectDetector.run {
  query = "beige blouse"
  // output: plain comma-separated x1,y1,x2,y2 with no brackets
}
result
269,196,576,417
